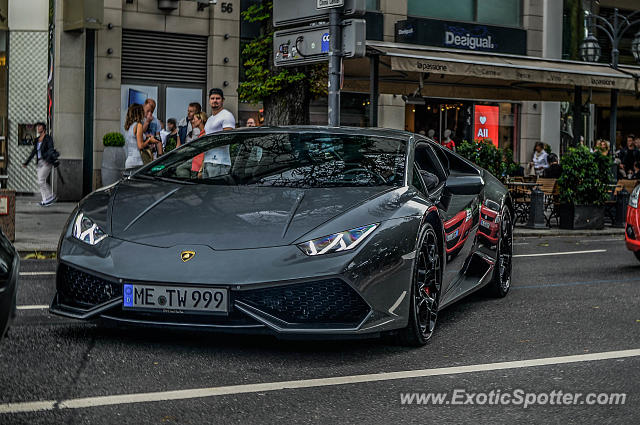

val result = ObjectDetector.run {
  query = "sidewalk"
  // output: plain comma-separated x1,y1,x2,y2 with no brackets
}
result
514,225,625,238
15,194,76,253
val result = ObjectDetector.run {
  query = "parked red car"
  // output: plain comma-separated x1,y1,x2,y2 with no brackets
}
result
625,186,640,261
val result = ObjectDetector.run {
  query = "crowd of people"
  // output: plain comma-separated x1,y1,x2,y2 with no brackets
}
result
122,88,261,171
613,134,640,180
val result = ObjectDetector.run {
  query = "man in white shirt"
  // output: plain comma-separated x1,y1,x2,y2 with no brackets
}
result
202,88,236,178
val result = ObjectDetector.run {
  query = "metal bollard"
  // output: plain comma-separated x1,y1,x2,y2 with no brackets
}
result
614,188,630,228
526,188,547,229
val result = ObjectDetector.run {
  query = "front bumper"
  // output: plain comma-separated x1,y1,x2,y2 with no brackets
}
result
51,218,419,336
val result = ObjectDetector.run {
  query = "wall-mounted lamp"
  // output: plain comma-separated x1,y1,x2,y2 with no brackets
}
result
223,57,229,64
107,48,113,55
224,33,230,40
107,23,113,30
107,73,113,79
223,81,229,87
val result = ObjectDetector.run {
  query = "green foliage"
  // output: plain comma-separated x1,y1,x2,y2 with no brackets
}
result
456,139,518,180
557,145,612,206
103,132,125,147
237,0,327,105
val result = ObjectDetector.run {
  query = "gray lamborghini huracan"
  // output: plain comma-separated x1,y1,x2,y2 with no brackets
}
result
50,127,513,345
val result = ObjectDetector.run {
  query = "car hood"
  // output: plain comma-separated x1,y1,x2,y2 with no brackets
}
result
105,179,398,250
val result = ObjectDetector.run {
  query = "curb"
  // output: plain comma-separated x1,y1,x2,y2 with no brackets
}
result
514,228,625,238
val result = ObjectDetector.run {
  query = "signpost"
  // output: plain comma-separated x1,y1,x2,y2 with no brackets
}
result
273,0,366,126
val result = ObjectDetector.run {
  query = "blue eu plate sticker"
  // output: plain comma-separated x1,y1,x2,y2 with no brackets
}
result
321,33,330,53
123,284,134,307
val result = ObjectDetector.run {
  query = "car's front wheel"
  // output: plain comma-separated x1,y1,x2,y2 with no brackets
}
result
397,224,441,346
633,251,640,262
486,207,513,298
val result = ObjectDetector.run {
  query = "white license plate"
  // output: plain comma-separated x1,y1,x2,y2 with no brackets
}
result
481,219,491,228
123,284,228,314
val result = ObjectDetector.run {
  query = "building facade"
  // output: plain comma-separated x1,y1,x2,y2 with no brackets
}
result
2,0,639,197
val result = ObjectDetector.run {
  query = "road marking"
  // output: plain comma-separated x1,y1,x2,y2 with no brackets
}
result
512,242,529,246
19,271,56,276
513,249,606,258
514,277,640,290
578,238,622,243
1,348,639,414
16,305,49,310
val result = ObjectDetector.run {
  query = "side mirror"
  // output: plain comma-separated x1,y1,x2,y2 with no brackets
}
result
446,174,484,195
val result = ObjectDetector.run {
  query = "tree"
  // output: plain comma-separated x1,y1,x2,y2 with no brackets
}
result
238,1,327,126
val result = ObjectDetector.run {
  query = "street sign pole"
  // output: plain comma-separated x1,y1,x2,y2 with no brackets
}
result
328,7,342,127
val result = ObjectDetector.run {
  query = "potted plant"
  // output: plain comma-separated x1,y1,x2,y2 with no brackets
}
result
456,139,519,182
101,132,126,186
556,145,612,229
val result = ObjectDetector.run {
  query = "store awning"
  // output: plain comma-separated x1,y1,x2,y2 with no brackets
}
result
342,41,640,106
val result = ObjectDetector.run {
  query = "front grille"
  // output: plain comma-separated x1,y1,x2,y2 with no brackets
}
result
237,278,370,326
57,264,122,307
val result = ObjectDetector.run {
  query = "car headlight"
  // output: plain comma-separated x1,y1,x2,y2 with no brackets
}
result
630,186,640,208
72,212,108,245
298,224,378,256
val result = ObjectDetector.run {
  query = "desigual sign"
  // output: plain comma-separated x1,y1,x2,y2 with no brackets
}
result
395,18,527,55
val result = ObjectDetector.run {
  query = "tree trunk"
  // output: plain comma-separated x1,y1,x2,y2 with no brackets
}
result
263,72,310,125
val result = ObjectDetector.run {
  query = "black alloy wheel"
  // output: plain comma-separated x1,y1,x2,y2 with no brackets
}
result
397,224,441,346
487,208,513,297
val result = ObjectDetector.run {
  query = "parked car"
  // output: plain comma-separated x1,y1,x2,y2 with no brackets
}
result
0,230,20,341
625,186,640,261
50,127,513,346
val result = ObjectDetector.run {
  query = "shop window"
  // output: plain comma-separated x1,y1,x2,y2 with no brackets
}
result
408,0,521,27
476,0,521,27
366,0,379,11
408,0,474,22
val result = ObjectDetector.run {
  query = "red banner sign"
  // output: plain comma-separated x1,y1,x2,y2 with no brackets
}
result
474,105,499,147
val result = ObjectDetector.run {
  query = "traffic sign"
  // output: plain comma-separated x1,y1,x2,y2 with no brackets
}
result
317,0,344,9
274,19,366,67
273,0,365,28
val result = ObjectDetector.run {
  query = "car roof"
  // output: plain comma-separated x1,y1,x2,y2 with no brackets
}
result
225,125,415,140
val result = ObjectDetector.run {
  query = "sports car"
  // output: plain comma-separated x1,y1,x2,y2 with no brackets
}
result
0,230,20,342
625,185,640,261
50,127,513,346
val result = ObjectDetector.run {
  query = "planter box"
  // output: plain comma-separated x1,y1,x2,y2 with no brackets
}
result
558,204,605,230
101,146,126,187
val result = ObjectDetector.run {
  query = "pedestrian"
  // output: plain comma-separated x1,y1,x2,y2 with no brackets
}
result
164,118,180,153
190,111,208,177
178,102,202,144
124,103,162,169
142,98,162,139
632,161,640,180
246,117,257,127
22,122,57,206
530,142,549,176
202,88,236,178
543,153,562,179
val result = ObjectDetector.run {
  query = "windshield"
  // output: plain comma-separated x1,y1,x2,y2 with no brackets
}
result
138,132,407,188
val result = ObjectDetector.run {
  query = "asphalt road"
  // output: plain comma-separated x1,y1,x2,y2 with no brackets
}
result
1,235,639,424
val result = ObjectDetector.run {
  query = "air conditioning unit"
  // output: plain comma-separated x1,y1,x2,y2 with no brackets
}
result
158,0,179,11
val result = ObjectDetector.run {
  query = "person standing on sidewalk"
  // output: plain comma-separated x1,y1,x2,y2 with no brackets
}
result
202,88,235,178
22,122,57,206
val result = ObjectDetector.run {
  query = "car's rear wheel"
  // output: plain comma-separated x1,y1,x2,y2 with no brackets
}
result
397,224,441,346
486,207,513,298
